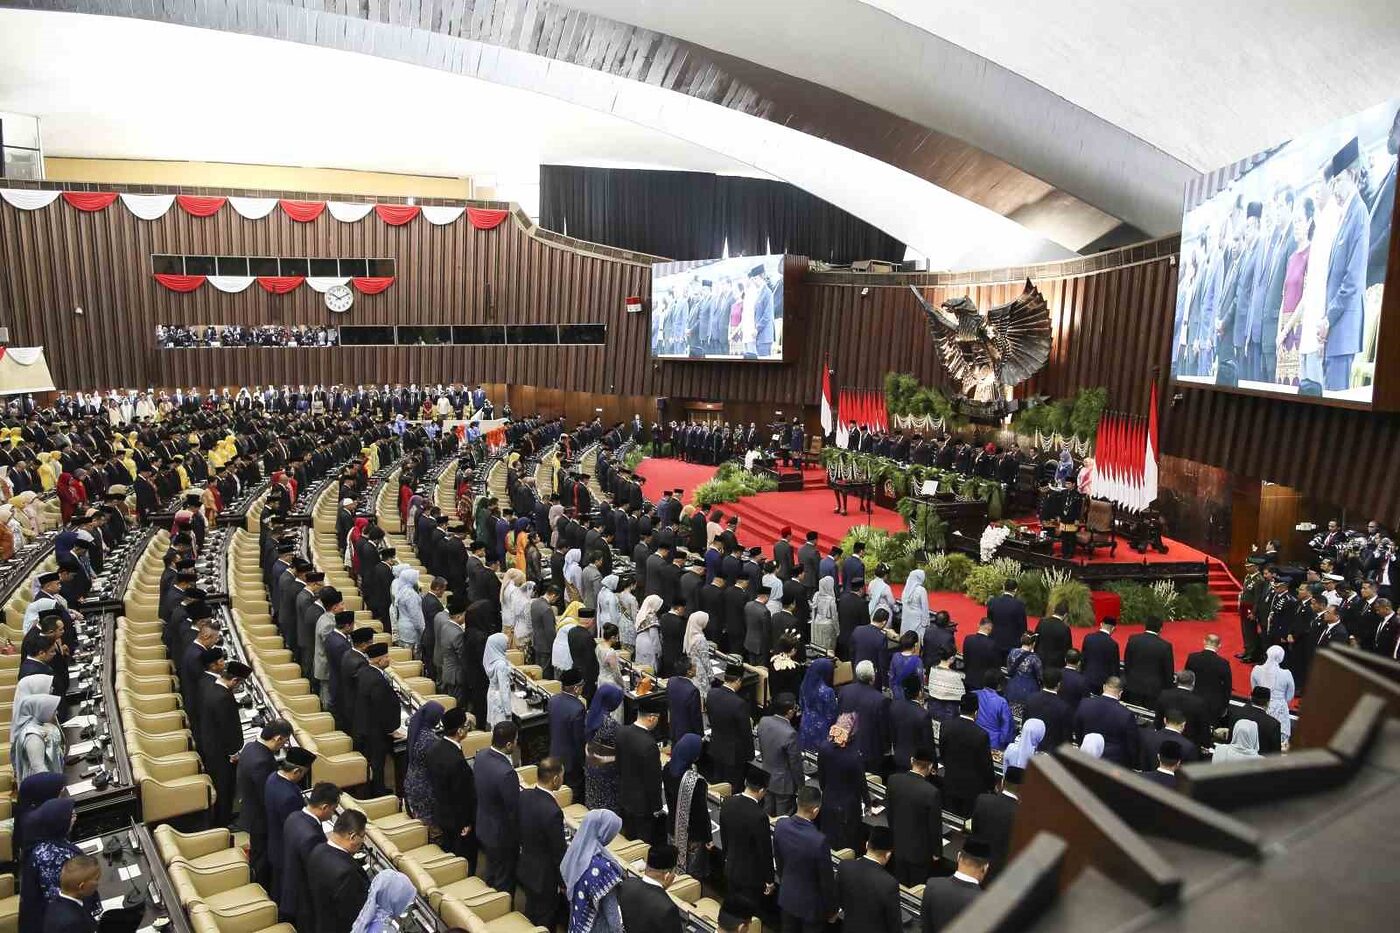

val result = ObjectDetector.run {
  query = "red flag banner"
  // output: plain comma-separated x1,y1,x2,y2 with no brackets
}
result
175,195,227,217
374,204,421,226
350,276,394,295
466,207,509,230
256,276,304,294
153,274,206,292
60,191,118,212
279,199,326,223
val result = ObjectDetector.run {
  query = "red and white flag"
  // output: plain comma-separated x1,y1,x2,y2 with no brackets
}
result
820,357,835,437
1090,386,1159,512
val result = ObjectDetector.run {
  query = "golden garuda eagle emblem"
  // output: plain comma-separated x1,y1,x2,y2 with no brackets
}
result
908,279,1051,403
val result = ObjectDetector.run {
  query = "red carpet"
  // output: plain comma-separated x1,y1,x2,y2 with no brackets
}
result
635,456,1254,695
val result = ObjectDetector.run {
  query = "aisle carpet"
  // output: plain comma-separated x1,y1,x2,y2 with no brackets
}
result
633,456,1255,695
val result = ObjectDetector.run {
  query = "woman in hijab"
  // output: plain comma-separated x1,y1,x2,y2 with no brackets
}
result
1213,720,1262,763
347,516,370,575
483,633,513,728
816,713,868,852
561,809,626,933
461,601,493,728
13,772,66,860
1003,718,1046,771
684,611,714,693
1079,733,1105,759
1055,448,1075,484
12,674,53,732
1250,645,1296,745
351,869,417,933
615,578,639,651
12,694,63,784
13,490,43,539
901,568,930,644
19,798,92,933
596,574,621,638
632,594,664,672
1004,633,1044,708
584,685,624,811
799,658,840,751
809,576,838,652
664,733,713,876
562,548,583,602
500,569,531,649
402,702,444,829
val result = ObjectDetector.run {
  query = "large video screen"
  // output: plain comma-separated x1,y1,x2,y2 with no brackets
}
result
650,254,785,361
1173,98,1398,404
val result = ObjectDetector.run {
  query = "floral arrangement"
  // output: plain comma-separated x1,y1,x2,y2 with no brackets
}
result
980,522,1011,561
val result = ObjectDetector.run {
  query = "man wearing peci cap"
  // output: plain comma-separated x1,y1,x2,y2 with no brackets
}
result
1321,136,1371,391
338,627,376,749
295,571,328,680
311,593,347,707
199,659,252,826
356,642,403,796
616,843,683,933
547,669,587,798
718,765,775,914
919,837,989,932
236,719,293,887
617,692,667,844
837,823,902,933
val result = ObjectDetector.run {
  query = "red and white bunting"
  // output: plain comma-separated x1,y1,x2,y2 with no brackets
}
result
1090,392,1159,513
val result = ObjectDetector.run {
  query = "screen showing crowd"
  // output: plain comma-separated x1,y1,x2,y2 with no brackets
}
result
1172,98,1398,404
650,253,785,361
157,324,340,348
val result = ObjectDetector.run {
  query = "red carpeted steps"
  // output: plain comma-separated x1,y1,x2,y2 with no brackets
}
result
1207,557,1241,599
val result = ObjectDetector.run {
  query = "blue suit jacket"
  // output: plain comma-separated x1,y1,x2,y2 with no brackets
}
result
1231,236,1265,346
986,593,1028,655
474,747,520,851
841,556,865,591
774,815,836,922
819,556,839,588
1073,694,1140,767
1080,630,1121,690
837,680,890,767
276,809,324,925
547,692,587,776
850,623,891,689
264,775,306,899
667,676,704,743
1325,191,1370,357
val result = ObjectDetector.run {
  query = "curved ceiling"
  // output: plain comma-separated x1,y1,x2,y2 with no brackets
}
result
0,5,1077,268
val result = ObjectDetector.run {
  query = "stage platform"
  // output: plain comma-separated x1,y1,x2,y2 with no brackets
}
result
634,455,1255,695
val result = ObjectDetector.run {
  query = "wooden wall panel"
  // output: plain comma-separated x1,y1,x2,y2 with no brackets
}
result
3,185,1400,524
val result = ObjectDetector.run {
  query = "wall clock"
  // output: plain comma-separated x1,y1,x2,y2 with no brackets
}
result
325,284,355,313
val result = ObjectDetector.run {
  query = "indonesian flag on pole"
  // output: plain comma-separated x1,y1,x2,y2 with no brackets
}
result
820,357,834,437
1143,383,1160,511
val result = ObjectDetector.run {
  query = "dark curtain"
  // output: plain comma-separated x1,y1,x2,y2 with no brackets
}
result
539,165,903,263
538,165,723,260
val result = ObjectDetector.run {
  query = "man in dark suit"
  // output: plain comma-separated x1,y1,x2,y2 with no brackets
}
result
199,660,251,826
1227,686,1283,754
719,767,775,911
837,824,902,933
1154,670,1212,748
706,664,754,789
236,719,292,886
517,758,568,930
617,844,683,933
940,693,995,815
838,661,892,773
1123,617,1175,707
797,531,821,585
986,580,1028,656
475,721,522,893
773,526,796,580
427,708,477,869
842,543,867,593
919,839,989,932
355,643,402,796
971,766,1021,877
887,745,943,886
960,618,1000,699
1080,617,1121,691
850,612,893,690
277,781,339,928
890,675,935,772
1321,138,1370,391
547,669,588,797
617,694,666,844
44,854,103,933
1022,668,1073,752
1034,604,1072,671
1073,676,1139,767
1142,739,1184,790
774,786,837,931
1184,634,1233,725
264,752,315,902
1139,710,1200,771
667,656,704,744
305,809,369,933
835,583,868,660
1059,649,1090,711
659,599,689,673
338,628,374,747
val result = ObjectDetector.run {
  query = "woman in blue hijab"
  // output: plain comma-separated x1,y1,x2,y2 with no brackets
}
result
663,734,711,876
403,702,444,829
19,798,93,933
560,809,625,933
584,685,623,811
13,772,66,859
799,658,839,751
350,869,417,933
